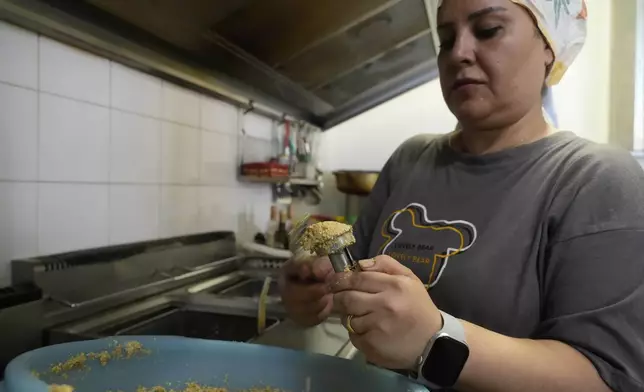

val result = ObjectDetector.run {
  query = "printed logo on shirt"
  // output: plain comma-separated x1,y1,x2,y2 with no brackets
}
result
378,203,477,288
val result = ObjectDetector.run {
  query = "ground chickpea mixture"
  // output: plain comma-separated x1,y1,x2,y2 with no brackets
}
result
298,221,355,255
42,341,149,391
49,341,148,376
49,384,282,392
135,385,282,392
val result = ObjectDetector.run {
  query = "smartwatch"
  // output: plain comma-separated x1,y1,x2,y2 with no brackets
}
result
415,311,469,389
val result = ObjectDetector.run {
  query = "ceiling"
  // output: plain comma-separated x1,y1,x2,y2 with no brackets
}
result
11,0,440,128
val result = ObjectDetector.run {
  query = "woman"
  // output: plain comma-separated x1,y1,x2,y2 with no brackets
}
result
279,0,644,391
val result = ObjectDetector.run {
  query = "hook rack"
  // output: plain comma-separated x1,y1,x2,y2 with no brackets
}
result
243,100,255,115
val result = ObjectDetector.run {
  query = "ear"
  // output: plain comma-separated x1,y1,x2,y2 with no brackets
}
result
544,44,555,71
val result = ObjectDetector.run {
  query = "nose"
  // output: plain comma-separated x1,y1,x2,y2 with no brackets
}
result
446,31,476,66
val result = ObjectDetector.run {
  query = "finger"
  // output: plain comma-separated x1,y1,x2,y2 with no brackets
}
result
283,260,313,281
333,290,380,316
348,328,377,355
281,281,329,304
317,294,334,317
289,294,333,327
342,314,359,335
357,255,416,277
343,312,378,336
329,271,399,294
349,329,390,368
288,293,332,315
310,257,333,281
284,257,332,282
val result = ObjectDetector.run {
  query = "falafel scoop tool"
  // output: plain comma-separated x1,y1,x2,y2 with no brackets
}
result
295,219,359,273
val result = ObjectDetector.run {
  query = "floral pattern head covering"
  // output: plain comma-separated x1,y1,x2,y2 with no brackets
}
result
431,0,588,86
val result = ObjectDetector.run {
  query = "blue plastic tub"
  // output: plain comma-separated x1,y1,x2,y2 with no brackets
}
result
3,336,428,391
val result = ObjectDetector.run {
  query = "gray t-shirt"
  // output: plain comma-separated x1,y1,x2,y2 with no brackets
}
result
351,131,644,391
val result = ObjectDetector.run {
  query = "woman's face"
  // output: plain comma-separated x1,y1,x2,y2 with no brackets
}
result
437,0,554,128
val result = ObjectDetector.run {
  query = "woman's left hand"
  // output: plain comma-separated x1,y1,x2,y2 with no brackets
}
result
330,255,443,370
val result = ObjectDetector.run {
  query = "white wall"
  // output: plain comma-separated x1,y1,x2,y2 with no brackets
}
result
321,0,614,172
320,79,455,172
552,0,612,144
607,0,641,150
0,21,275,286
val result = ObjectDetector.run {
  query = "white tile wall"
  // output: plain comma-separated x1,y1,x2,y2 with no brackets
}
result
39,37,110,106
0,84,38,181
161,82,200,128
109,185,160,245
159,186,200,238
110,63,162,118
38,184,109,254
161,122,201,184
244,113,274,140
39,94,110,182
110,111,161,184
0,21,278,286
201,97,237,134
0,22,38,89
237,184,273,239
198,186,239,232
201,131,237,185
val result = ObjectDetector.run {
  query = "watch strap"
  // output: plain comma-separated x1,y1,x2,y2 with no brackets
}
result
438,310,466,342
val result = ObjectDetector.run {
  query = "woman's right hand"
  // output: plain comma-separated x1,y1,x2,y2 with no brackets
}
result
279,256,334,327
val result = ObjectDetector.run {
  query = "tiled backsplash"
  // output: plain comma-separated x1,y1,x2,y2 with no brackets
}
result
0,21,275,286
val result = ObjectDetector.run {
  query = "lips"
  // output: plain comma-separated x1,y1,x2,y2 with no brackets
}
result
452,78,485,90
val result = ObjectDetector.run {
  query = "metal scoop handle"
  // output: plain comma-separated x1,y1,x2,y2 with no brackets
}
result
329,250,358,273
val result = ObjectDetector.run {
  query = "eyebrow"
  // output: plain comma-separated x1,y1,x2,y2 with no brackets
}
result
468,6,507,21
437,6,508,29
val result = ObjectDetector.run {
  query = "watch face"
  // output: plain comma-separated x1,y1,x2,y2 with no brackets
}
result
421,335,470,388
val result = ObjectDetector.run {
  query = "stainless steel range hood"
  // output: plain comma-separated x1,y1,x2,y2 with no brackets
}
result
0,0,440,129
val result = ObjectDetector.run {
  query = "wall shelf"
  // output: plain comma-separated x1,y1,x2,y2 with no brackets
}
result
238,176,320,186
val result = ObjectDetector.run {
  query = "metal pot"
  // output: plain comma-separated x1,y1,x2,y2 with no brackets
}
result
333,171,380,196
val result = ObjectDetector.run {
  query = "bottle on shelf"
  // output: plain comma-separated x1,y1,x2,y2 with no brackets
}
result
266,205,279,248
274,210,289,250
